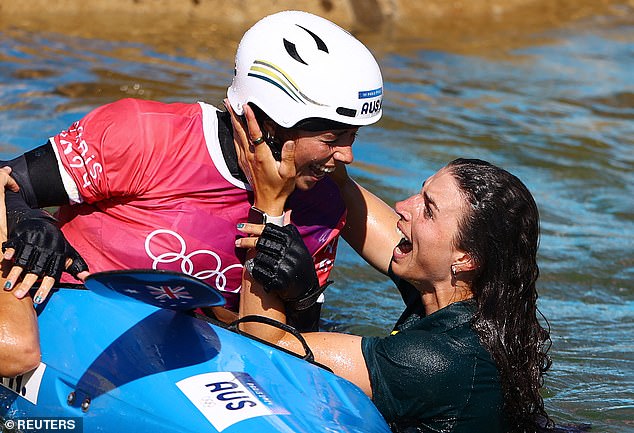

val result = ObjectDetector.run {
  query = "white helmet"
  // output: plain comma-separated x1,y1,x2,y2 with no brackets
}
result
227,10,383,129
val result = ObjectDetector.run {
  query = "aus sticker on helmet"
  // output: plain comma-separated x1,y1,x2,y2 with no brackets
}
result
360,99,382,115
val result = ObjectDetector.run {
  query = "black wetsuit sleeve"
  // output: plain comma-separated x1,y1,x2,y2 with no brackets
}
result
1,143,89,280
2,142,69,215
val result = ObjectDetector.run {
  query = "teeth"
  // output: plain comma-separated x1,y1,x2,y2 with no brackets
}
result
396,226,407,240
313,164,335,174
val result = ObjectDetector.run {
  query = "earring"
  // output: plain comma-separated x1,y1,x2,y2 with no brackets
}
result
451,264,457,276
264,130,276,144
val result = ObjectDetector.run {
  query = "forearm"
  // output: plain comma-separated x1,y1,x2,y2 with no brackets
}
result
3,143,69,228
1,144,89,300
238,250,288,343
338,176,400,275
0,289,40,377
239,256,372,396
3,154,40,234
4,142,67,201
282,332,371,396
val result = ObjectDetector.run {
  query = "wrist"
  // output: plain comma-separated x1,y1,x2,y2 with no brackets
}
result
248,206,285,226
252,194,286,215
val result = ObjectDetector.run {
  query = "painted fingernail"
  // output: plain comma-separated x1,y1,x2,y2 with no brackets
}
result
3,281,12,290
33,295,43,304
237,223,245,229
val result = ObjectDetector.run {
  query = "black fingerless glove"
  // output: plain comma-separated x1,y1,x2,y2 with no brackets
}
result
64,242,89,279
251,224,330,311
2,208,88,280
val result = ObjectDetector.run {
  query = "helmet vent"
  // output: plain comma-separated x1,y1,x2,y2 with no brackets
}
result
336,107,357,118
283,39,307,65
283,24,330,66
296,25,329,53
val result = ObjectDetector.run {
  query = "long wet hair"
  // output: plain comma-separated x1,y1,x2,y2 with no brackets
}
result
447,158,552,433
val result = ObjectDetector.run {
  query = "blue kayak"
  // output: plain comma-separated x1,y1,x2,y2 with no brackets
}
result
0,270,391,433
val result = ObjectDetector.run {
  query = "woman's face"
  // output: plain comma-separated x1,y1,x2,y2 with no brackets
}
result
392,167,468,287
286,128,358,190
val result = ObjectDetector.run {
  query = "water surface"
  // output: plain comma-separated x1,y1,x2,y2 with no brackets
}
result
0,10,632,432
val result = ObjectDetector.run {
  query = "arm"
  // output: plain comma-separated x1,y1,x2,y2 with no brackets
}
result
228,100,373,396
1,144,89,302
0,289,40,377
0,170,40,377
238,226,372,396
227,99,295,217
334,166,401,275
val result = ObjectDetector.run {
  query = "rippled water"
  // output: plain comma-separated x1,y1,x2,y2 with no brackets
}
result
1,9,632,433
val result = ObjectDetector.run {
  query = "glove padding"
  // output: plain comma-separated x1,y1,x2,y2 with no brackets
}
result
2,209,89,280
251,224,329,311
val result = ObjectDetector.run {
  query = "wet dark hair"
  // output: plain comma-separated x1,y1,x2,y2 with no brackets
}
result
447,158,552,433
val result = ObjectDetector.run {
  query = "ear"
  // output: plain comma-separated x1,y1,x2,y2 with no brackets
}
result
451,252,478,275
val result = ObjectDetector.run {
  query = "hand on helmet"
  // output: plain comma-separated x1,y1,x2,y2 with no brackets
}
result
225,99,296,214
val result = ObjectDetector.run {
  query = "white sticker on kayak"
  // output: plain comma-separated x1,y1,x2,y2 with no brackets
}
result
0,362,46,404
177,372,288,431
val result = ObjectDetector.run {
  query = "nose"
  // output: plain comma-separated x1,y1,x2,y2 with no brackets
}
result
395,194,417,221
333,146,354,164
394,199,410,221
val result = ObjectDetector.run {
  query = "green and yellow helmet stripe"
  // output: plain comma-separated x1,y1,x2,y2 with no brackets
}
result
249,60,327,107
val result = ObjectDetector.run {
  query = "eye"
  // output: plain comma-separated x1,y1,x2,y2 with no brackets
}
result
422,194,434,219
320,130,357,150
323,136,344,148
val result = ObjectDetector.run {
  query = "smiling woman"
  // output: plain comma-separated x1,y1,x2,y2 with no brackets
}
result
0,11,383,335
244,104,360,191
233,125,560,432
0,4,630,429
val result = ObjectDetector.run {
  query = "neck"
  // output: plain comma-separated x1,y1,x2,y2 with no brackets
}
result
419,281,473,316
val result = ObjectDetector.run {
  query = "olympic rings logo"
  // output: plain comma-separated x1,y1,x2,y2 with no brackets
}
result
144,229,243,293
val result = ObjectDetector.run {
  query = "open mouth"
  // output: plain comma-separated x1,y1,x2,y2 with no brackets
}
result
309,163,335,178
395,237,413,255
394,227,413,255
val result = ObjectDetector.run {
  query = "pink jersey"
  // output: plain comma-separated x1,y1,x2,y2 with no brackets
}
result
50,98,345,310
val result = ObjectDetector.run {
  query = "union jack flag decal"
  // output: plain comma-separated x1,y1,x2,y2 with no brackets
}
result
147,285,193,301
84,270,226,311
